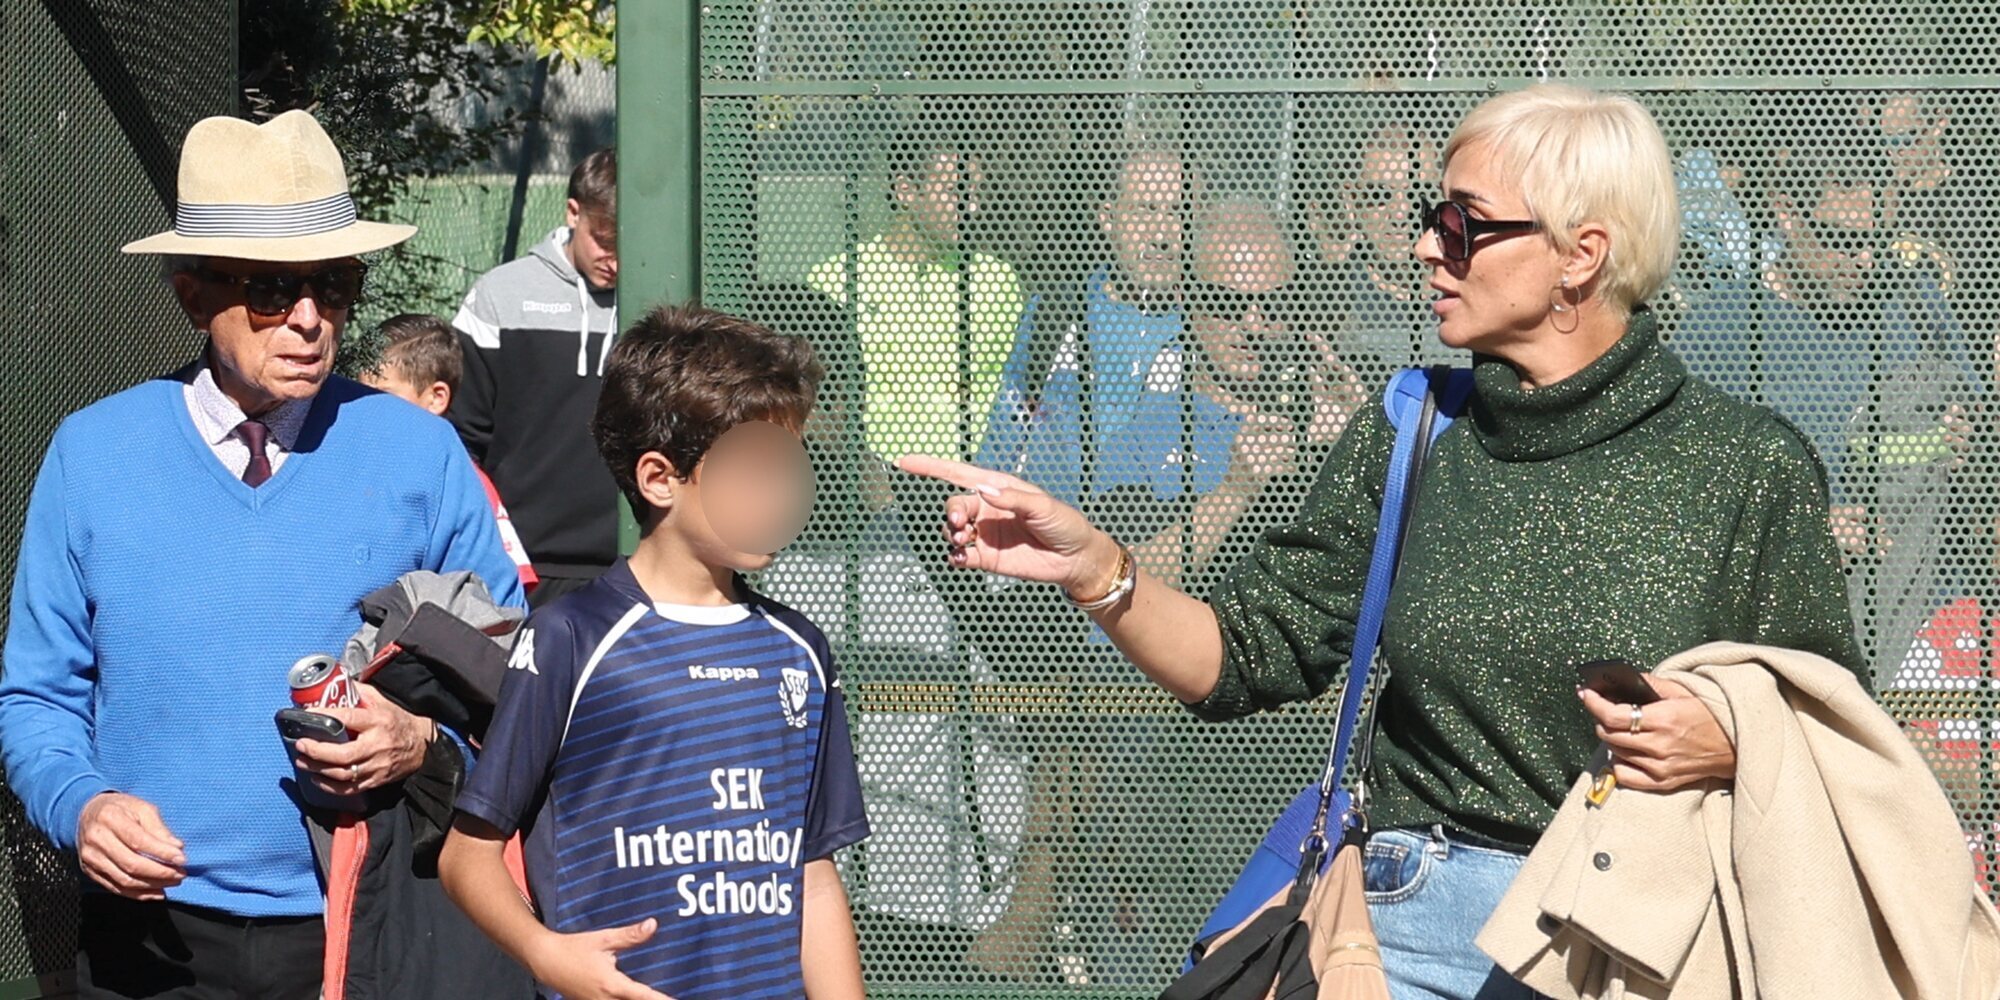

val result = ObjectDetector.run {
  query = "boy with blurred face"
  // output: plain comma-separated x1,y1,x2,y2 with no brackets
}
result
442,303,868,1000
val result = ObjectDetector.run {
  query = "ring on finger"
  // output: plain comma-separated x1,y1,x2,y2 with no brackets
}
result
1628,704,1644,735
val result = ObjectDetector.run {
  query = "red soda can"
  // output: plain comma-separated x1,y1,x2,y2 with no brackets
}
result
289,653,355,710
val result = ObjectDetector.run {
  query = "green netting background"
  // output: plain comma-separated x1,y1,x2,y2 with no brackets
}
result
685,1,2000,994
0,2,237,992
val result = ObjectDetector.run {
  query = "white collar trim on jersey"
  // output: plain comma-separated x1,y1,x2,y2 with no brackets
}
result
651,601,754,626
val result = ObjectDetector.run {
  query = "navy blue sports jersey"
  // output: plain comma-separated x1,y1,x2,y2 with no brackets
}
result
458,560,869,999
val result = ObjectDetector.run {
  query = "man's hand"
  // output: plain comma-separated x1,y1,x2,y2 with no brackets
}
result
1829,503,1874,560
77,792,185,900
527,919,674,1000
1223,410,1299,487
293,682,436,796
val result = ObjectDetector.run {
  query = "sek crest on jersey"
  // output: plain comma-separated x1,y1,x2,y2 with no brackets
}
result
779,667,810,729
508,629,539,675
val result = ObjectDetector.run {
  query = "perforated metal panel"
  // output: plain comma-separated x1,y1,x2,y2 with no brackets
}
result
672,2,2000,993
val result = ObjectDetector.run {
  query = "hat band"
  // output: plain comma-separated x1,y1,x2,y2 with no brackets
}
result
173,192,358,239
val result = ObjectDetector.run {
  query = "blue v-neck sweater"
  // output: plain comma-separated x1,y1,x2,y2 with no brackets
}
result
0,375,524,917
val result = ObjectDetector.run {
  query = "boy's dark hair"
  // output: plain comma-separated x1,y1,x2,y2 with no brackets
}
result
374,313,463,392
594,302,824,522
568,146,617,220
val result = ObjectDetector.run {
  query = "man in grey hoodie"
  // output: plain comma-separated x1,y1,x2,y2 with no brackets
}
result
451,148,620,607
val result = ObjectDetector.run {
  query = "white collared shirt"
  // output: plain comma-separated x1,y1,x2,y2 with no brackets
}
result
182,358,312,480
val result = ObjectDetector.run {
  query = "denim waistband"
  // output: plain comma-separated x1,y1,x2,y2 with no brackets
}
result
1377,823,1533,856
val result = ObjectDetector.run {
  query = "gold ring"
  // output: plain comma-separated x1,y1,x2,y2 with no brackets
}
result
1628,704,1644,735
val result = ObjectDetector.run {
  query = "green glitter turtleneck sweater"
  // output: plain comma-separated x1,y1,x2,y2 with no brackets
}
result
1196,310,1865,847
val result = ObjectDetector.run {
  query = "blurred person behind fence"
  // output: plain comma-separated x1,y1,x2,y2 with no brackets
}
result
900,85,1863,1000
809,124,1027,466
0,111,525,999
916,158,1361,982
1676,147,1973,688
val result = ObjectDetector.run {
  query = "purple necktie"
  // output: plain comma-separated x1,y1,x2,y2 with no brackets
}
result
237,420,272,487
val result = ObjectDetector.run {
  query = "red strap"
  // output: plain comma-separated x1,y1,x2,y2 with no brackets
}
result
321,814,369,1000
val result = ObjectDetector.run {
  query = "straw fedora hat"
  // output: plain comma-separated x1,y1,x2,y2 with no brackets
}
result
121,110,415,261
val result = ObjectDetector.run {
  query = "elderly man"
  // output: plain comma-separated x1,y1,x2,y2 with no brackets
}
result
0,111,523,998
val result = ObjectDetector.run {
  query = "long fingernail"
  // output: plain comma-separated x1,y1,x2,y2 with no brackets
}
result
976,484,1000,497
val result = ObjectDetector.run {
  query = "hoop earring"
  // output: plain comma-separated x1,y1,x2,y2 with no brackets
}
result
1550,276,1580,334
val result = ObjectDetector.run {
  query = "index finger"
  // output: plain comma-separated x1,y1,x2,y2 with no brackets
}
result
104,810,186,869
894,454,1028,495
314,704,382,732
609,979,674,1000
293,736,367,767
1576,688,1636,729
118,798,185,859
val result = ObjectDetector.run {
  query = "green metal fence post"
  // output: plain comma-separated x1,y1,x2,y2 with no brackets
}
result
613,1,702,553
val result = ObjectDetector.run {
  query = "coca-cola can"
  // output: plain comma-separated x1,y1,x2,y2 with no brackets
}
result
288,654,354,710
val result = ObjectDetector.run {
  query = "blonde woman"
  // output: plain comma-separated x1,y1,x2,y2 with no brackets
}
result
902,85,1862,999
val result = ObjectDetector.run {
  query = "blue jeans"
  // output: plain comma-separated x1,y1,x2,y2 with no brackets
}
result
1363,826,1546,1000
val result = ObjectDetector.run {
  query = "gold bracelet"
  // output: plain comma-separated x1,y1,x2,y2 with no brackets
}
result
1065,544,1135,612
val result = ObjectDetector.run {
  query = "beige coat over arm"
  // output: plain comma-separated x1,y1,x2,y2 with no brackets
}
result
1476,641,2000,1000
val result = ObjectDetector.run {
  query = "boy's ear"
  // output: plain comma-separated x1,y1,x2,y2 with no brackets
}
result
423,381,452,418
634,451,679,513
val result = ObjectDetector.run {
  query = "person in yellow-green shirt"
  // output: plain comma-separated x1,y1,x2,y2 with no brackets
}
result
809,136,1026,463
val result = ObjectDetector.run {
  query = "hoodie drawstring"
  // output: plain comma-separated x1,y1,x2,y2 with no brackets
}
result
574,276,619,377
599,304,617,375
574,277,590,377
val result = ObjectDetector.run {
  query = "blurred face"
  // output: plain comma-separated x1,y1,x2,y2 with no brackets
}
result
1100,154,1186,291
566,200,619,290
1784,183,1877,304
1190,205,1296,378
1881,95,1949,196
1354,131,1423,265
898,151,982,247
664,421,814,573
1416,141,1564,354
173,256,355,415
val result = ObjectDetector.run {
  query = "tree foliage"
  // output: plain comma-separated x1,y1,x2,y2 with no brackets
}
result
348,0,616,66
239,0,531,373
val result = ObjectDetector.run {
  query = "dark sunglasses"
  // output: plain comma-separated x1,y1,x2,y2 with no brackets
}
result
1418,199,1540,261
1187,281,1293,324
198,263,369,314
1350,183,1411,209
1804,217,1879,259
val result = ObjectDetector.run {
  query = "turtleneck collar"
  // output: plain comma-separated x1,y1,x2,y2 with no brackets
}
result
1467,308,1685,462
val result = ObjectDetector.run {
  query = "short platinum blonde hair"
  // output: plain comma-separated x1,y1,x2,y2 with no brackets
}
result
1445,85,1679,311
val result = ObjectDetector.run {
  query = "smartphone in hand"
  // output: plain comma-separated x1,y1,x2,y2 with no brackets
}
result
275,708,360,812
1575,658,1660,706
276,707,349,748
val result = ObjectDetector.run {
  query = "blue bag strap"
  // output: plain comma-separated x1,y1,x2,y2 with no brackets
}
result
1302,366,1470,864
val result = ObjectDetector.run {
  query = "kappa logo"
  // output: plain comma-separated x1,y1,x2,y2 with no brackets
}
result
507,629,538,675
689,664,760,682
779,667,810,729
